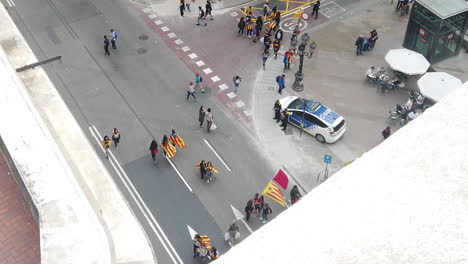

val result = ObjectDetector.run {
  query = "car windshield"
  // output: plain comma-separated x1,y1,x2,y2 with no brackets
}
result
289,98,321,112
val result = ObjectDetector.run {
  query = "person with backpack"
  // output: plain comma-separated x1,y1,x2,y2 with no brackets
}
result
261,202,272,223
244,199,254,221
196,6,207,26
277,74,285,94
233,76,242,94
237,17,246,35
110,29,118,49
195,73,205,93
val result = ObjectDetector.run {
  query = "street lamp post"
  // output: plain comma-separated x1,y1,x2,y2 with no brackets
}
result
291,33,317,92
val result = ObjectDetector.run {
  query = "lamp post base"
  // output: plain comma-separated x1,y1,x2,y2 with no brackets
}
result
292,71,304,92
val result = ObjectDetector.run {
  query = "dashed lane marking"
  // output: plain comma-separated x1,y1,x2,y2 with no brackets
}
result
230,12,238,17
181,46,191,52
243,110,251,116
203,138,232,172
226,92,237,99
148,14,157,19
161,26,170,32
155,20,163,25
203,68,213,74
188,53,198,59
168,33,176,38
211,76,220,82
219,83,229,90
174,39,183,45
195,60,205,66
235,101,245,108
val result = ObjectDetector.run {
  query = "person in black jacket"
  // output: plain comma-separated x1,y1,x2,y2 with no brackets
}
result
311,0,320,19
244,199,254,221
355,35,364,55
369,29,378,50
381,126,391,140
275,29,283,41
237,17,246,35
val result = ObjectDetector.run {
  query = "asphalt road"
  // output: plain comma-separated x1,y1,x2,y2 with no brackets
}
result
3,0,281,262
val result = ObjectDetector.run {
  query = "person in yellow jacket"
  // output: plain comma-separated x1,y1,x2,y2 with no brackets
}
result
102,135,112,159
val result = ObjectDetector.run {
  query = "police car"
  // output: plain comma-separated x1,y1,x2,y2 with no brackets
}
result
279,96,346,143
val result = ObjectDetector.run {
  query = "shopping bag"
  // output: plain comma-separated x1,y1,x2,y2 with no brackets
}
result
234,231,240,240
224,232,230,241
211,123,217,130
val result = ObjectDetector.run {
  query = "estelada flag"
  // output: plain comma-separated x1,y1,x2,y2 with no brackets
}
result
272,169,289,189
162,143,176,158
268,21,277,29
170,135,187,148
196,162,219,174
262,181,286,207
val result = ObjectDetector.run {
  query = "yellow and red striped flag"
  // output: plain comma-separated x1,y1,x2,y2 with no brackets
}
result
262,180,286,207
162,143,177,158
170,135,187,148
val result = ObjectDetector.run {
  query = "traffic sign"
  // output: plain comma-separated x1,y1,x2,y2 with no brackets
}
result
301,12,310,21
324,155,332,164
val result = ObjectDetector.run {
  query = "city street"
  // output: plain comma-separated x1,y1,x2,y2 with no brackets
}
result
2,0,413,262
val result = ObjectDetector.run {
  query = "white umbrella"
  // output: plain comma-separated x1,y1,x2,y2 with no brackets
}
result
417,72,462,102
385,49,430,75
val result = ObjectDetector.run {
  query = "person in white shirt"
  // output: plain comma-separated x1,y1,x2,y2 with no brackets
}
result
205,108,213,132
187,82,197,101
366,66,376,78
408,110,421,120
416,95,425,109
404,98,414,111
110,29,117,49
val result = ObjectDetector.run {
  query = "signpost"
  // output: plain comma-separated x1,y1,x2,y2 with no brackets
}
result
323,155,332,181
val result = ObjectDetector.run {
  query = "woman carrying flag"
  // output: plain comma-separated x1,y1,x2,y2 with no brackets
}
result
161,135,177,158
169,129,187,148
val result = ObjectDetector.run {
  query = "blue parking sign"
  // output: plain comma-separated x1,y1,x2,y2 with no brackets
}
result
324,155,332,164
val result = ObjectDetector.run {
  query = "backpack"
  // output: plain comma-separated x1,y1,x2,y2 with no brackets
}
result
276,75,280,83
114,32,118,39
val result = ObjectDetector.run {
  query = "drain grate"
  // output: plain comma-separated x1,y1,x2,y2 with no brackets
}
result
137,47,147,54
139,34,149,40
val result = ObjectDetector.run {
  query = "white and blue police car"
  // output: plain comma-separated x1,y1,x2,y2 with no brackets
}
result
279,96,346,143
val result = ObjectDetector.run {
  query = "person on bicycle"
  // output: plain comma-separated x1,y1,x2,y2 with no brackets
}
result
102,135,112,159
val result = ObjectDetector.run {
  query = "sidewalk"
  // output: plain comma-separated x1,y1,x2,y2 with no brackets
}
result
0,152,40,264
253,0,414,191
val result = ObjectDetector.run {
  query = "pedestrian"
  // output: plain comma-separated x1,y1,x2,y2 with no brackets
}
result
227,220,240,247
253,193,264,217
273,12,281,31
187,81,197,101
196,6,207,26
262,50,269,70
245,5,253,15
199,160,206,180
273,99,281,122
273,39,280,59
194,73,205,93
311,0,320,19
263,3,269,18
275,29,283,41
111,128,120,148
261,202,272,223
110,29,118,49
396,0,404,10
280,110,288,130
179,0,185,17
205,1,213,20
233,75,241,94
278,74,285,94
246,22,253,38
237,17,246,35
355,35,364,55
186,0,192,13
369,29,378,50
102,135,112,159
149,139,158,164
290,185,302,204
284,49,293,69
244,199,254,221
263,34,271,54
253,21,263,43
104,36,110,56
199,106,206,127
382,126,391,140
291,25,300,42
205,108,213,132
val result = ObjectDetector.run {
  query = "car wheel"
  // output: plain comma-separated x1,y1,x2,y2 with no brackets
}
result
315,134,326,143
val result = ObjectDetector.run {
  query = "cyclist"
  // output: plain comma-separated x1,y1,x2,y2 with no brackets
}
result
102,135,112,159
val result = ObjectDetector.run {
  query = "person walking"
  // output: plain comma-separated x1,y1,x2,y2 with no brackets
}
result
226,220,240,247
205,1,213,20
102,135,112,159
197,6,207,26
179,0,185,17
237,17,246,35
311,0,320,19
275,28,283,42
382,126,391,140
263,34,271,54
195,73,205,93
262,50,269,70
186,0,192,13
187,81,197,101
278,74,285,94
355,35,364,56
199,106,206,128
205,108,213,132
290,185,302,204
273,100,281,122
280,110,289,130
369,29,378,50
149,139,158,164
199,160,206,181
263,3,269,18
273,39,280,59
284,49,293,69
253,193,264,217
104,36,110,56
111,128,121,148
261,202,272,223
110,29,118,49
244,199,254,221
233,75,241,94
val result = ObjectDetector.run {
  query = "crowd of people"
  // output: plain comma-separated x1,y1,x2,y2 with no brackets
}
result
354,29,378,56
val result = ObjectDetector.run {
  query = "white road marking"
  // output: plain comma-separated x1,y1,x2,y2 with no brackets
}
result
161,26,170,32
6,0,15,7
203,138,232,172
181,46,191,52
234,101,245,108
195,60,205,67
243,110,251,117
230,12,238,17
174,39,184,45
211,76,220,82
226,92,237,99
166,157,193,192
219,83,229,90
155,20,164,25
88,126,183,264
168,33,176,38
230,204,253,233
148,14,157,19
188,53,198,59
187,225,198,240
203,68,212,74
143,8,152,13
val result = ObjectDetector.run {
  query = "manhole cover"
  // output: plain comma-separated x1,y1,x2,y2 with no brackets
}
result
139,34,149,40
137,47,147,54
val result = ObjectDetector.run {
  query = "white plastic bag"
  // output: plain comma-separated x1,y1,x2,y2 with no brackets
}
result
224,232,230,241
211,123,217,130
234,231,240,240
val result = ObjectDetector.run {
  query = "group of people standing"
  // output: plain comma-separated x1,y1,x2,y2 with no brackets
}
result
244,193,273,224
102,128,121,159
103,29,118,56
354,29,379,56
273,100,289,131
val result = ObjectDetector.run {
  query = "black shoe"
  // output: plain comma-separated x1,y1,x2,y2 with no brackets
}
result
276,120,280,123
196,24,200,25
282,128,286,131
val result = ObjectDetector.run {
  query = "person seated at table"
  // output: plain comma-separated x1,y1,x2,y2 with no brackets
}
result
390,77,401,86
407,110,421,121
416,94,425,109
366,66,377,78
404,98,415,111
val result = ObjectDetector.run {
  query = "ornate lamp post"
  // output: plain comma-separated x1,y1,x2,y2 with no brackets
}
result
291,33,317,92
